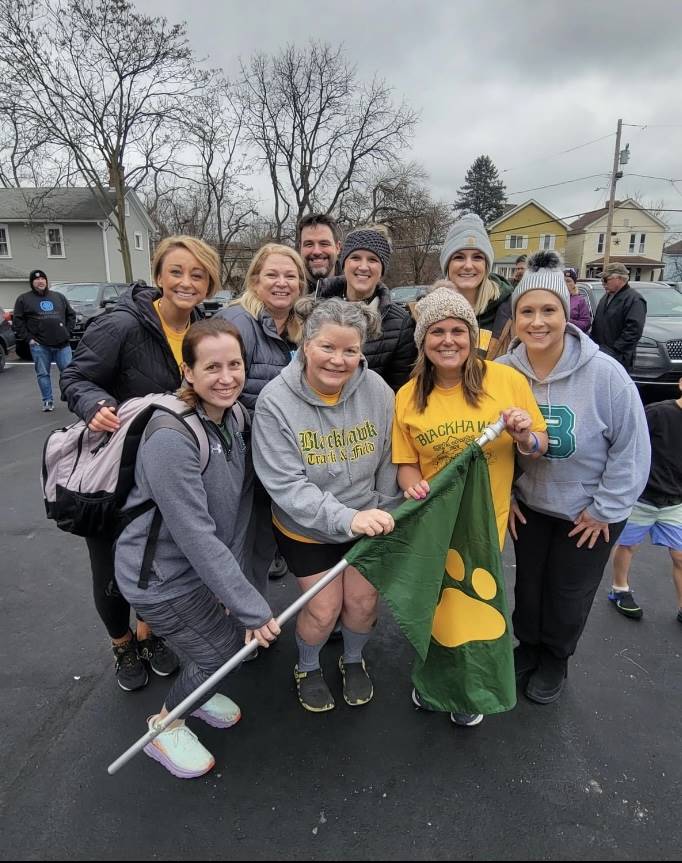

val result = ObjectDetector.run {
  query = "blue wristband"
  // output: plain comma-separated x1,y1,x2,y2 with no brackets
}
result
517,431,539,456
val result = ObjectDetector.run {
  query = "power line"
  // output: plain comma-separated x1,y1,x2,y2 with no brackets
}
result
507,174,609,196
501,132,616,174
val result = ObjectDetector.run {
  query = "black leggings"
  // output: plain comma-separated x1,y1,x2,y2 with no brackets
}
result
512,501,625,659
85,534,140,640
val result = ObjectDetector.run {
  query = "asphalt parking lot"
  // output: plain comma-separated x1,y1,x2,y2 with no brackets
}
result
1,357,680,861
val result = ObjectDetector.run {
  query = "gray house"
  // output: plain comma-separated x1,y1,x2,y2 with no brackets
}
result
0,187,155,308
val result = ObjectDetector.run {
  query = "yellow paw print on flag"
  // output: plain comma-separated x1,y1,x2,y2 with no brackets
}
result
432,549,506,648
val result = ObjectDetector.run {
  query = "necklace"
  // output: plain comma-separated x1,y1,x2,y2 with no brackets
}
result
158,298,190,334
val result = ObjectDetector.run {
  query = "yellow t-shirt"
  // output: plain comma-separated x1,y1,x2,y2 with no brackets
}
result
154,298,187,368
392,362,546,547
309,385,341,406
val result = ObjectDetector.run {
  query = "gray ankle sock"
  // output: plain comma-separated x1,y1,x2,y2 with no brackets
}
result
341,625,371,664
295,632,324,672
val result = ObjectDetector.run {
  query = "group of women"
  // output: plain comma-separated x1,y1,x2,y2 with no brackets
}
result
60,221,650,780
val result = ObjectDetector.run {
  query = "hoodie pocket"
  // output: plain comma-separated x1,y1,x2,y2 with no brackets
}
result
515,476,591,520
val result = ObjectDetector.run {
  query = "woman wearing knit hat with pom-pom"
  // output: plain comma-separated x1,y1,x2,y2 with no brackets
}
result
393,283,548,727
315,225,417,390
439,213,514,358
497,250,650,705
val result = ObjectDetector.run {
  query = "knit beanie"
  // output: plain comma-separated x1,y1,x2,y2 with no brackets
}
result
563,267,578,283
439,214,495,276
413,287,479,348
340,229,391,275
29,269,48,289
512,251,570,319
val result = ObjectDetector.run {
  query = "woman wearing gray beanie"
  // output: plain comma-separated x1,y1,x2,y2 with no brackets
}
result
497,250,650,705
315,225,417,390
393,285,548,728
440,213,513,358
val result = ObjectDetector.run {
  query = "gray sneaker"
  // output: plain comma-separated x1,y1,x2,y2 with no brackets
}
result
450,711,484,727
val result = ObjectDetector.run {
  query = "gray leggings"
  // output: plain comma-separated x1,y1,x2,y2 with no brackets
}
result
135,585,243,712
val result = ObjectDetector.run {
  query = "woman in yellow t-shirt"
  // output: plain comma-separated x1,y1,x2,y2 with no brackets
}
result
392,287,547,727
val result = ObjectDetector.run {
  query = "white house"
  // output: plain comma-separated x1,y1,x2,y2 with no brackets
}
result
0,187,155,308
565,198,666,281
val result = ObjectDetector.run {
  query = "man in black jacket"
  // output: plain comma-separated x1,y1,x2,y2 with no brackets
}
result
590,262,647,372
13,269,75,410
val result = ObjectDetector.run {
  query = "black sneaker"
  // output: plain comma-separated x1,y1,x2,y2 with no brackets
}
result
339,657,373,706
113,639,149,692
514,642,540,684
293,665,335,712
268,553,289,580
607,589,643,620
525,651,567,704
138,636,179,677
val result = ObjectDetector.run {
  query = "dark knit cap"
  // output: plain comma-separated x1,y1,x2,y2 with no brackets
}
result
563,267,578,283
29,269,48,288
340,229,391,275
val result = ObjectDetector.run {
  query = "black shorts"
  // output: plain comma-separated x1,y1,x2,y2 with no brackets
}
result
273,525,358,579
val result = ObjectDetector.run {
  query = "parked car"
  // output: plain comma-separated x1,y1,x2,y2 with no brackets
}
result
578,280,682,387
55,282,129,347
0,310,16,372
199,289,234,318
390,285,429,308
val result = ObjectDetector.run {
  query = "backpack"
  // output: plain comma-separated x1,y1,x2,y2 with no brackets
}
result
41,393,248,539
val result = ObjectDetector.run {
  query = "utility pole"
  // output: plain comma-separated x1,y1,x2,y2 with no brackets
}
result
602,118,623,268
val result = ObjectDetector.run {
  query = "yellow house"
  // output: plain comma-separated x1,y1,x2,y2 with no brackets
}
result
487,200,569,280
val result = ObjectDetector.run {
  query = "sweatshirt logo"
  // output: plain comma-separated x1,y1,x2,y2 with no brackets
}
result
298,420,378,465
40,300,55,312
538,404,576,459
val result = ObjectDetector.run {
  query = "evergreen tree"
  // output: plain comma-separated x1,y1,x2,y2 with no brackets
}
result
454,155,507,224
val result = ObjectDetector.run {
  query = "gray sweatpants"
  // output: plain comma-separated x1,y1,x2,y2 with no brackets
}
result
135,585,243,712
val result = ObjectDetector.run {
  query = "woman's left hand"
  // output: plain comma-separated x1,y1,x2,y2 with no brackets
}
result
567,510,610,549
503,407,533,444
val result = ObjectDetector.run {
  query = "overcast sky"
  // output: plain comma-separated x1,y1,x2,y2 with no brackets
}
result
138,0,682,232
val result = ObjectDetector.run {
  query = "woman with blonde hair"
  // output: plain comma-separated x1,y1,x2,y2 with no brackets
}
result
116,317,280,779
61,235,220,693
440,214,513,358
393,286,547,727
217,243,307,593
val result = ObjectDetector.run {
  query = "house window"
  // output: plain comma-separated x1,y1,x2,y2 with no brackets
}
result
46,224,65,258
124,200,130,217
539,234,555,250
0,224,10,257
629,233,636,253
639,233,646,254
597,233,605,254
506,234,528,250
134,232,143,251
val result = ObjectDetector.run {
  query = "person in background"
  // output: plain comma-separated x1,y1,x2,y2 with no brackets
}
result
590,262,646,372
315,225,417,391
439,214,513,358
297,213,342,292
511,255,527,287
13,269,75,411
393,286,547,728
61,236,220,692
253,297,401,713
116,318,280,779
499,251,650,705
563,268,592,332
216,244,307,591
608,377,682,623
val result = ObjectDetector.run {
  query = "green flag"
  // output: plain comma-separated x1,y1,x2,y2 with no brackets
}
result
345,443,516,715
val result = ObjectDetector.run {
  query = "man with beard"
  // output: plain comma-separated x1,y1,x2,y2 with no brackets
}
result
297,213,342,291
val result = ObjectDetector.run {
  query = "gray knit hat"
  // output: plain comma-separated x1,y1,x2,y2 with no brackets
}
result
414,287,479,348
439,213,495,276
511,250,570,319
340,229,391,275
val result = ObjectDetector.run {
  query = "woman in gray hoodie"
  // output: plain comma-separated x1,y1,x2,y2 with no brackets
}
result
497,251,650,705
253,297,402,714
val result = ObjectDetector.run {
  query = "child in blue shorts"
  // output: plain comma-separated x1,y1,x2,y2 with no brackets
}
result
609,379,682,622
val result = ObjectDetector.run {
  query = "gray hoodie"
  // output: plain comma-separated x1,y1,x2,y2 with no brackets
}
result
497,324,650,523
252,353,401,543
115,404,272,629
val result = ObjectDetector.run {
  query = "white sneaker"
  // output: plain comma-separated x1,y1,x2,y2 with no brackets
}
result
450,711,484,727
143,716,215,779
191,693,241,728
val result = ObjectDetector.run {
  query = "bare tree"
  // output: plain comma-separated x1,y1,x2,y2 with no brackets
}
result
0,0,208,281
239,42,418,240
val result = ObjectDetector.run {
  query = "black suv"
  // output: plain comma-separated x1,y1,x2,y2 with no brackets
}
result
57,282,128,347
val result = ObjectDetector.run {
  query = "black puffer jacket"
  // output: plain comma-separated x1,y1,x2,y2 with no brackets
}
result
316,276,417,390
61,283,188,423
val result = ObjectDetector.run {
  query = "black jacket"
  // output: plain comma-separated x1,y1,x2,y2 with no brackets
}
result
13,288,75,347
316,276,417,391
590,284,647,372
61,283,190,423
